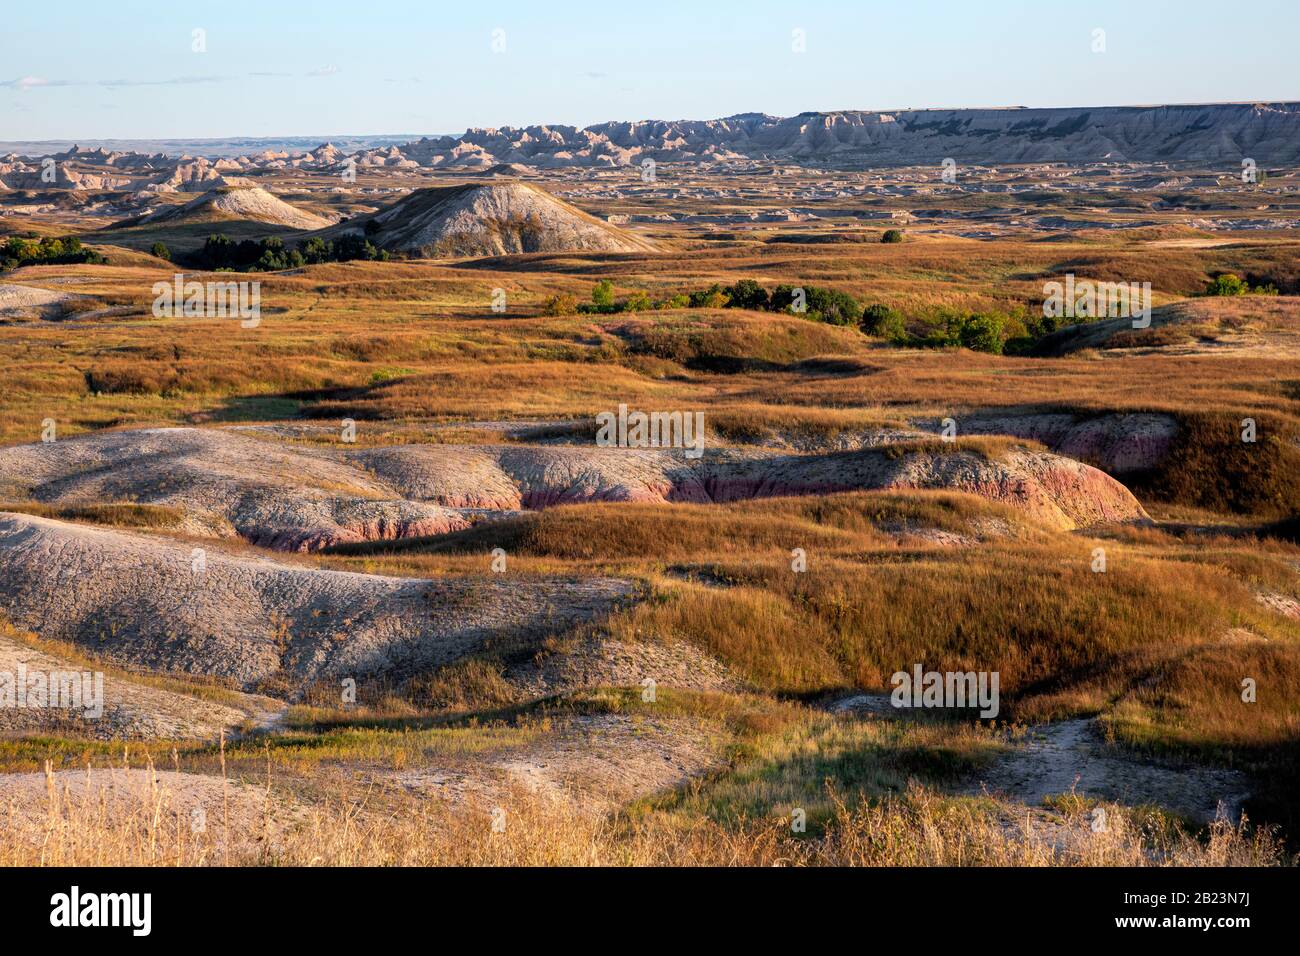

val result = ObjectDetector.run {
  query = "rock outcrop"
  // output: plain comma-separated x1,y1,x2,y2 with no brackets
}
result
131,184,333,229
324,182,656,256
0,428,1149,551
0,512,631,693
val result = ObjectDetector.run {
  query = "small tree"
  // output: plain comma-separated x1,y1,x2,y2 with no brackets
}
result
769,284,801,313
726,279,769,311
591,279,616,309
1204,273,1248,296
624,291,654,313
333,234,378,261
805,286,860,326
861,303,907,341
300,237,331,264
688,283,729,309
881,229,904,244
958,313,1006,354
150,241,171,261
201,233,235,269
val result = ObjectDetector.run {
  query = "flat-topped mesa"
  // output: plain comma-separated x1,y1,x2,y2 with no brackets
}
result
322,181,657,257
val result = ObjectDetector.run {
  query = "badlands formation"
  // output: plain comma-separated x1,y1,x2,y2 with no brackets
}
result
322,181,657,256
7,102,1297,177
0,100,1297,867
133,183,336,230
0,426,1146,553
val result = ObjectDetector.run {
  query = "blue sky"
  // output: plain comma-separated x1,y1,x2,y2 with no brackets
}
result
2,0,1296,139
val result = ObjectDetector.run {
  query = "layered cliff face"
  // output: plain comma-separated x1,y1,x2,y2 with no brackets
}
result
372,102,1300,168
7,103,1296,192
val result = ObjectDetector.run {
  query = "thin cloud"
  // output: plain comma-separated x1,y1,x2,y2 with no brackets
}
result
2,76,70,90
307,66,339,77
97,75,226,88
3,75,227,90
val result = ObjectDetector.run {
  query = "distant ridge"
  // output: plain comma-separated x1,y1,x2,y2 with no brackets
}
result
7,102,1299,167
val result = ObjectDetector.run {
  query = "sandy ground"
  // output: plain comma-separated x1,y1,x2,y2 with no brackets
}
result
1256,589,1300,620
330,182,657,256
391,713,723,813
0,282,78,317
140,185,333,230
0,427,1147,553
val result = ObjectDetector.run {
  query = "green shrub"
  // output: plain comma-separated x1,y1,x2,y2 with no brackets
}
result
769,284,802,314
1204,273,1249,297
919,311,1008,354
805,286,861,326
301,237,331,264
688,283,730,309
881,229,904,244
623,291,654,313
0,234,104,271
726,279,770,311
958,312,1006,354
150,242,171,261
591,279,616,309
861,303,907,341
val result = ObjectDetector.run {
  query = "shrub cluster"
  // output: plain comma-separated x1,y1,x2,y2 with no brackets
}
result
861,302,1069,355
1204,272,1279,297
1,235,106,272
189,233,389,271
563,278,864,326
552,278,1026,354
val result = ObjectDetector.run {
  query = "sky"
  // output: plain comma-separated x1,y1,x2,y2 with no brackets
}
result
2,0,1297,140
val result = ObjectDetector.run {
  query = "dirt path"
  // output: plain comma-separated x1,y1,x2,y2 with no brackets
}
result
962,719,1251,824
828,694,1251,824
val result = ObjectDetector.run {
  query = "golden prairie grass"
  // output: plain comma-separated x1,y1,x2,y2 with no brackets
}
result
5,241,1299,447
0,501,186,530
3,236,1299,861
315,487,1300,830
3,762,1286,867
